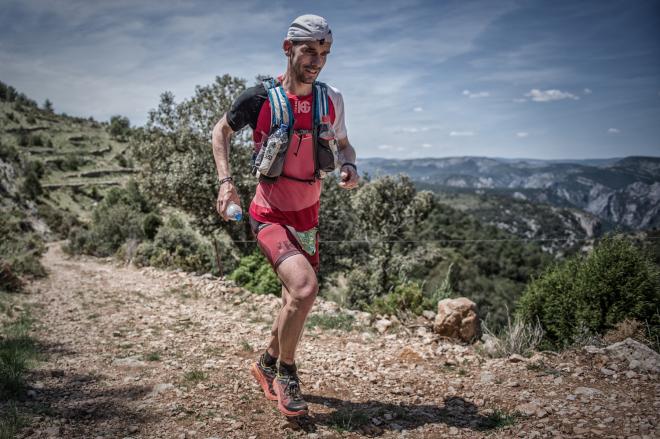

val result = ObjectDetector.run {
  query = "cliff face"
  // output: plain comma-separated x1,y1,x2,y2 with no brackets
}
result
360,156,660,230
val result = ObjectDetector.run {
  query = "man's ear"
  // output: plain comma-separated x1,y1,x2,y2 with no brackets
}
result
283,39,293,56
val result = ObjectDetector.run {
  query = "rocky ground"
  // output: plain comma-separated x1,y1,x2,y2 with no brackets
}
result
6,244,659,438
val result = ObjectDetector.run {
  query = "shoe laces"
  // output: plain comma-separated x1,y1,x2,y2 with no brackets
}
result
280,373,303,400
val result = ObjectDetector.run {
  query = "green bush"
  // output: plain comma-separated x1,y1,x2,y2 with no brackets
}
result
230,252,280,296
36,203,78,239
370,281,427,317
133,214,216,274
64,181,155,256
0,210,46,292
0,142,19,163
142,213,162,240
29,134,43,147
517,236,660,349
20,161,44,200
0,315,38,398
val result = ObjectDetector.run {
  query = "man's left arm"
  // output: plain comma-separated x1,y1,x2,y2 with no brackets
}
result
337,136,359,189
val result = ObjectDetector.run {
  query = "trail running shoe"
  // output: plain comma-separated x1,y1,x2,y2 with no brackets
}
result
273,371,308,417
250,360,277,401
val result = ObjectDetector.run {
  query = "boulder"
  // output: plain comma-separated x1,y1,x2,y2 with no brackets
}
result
374,318,392,334
605,337,659,373
433,298,480,343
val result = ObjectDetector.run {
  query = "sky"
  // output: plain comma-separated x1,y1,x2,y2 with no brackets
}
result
1,0,659,160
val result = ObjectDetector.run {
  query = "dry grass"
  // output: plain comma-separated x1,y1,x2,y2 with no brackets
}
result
604,319,651,346
481,311,544,358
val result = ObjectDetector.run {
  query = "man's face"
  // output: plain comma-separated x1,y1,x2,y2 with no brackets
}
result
285,40,332,84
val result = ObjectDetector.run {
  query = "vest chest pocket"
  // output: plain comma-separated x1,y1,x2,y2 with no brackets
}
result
282,132,315,180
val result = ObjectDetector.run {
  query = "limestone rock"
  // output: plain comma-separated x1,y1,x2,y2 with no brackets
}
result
433,297,480,342
374,318,392,334
605,338,659,373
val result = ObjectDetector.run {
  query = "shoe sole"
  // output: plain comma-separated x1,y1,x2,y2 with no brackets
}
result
273,381,309,417
250,363,278,401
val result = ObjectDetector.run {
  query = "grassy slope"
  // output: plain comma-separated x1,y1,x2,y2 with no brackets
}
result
0,100,135,221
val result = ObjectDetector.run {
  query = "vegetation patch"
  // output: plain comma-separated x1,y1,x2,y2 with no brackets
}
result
517,235,660,349
476,409,520,431
327,407,371,433
306,313,355,331
0,314,39,398
0,402,26,439
230,252,281,296
183,370,208,384
0,210,47,292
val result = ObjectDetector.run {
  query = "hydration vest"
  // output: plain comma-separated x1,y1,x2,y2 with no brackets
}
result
252,77,339,183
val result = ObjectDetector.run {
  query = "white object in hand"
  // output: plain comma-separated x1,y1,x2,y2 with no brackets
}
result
225,202,242,221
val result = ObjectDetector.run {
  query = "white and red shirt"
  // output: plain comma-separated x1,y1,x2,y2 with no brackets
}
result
226,79,347,231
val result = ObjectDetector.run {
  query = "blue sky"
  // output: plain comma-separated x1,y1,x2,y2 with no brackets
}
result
1,0,659,159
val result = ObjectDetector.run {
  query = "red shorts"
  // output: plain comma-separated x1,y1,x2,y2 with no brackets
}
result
249,216,319,273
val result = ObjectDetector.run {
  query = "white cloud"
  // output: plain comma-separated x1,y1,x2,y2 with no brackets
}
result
516,132,529,138
393,126,430,134
608,128,620,134
525,89,579,102
377,144,394,150
462,89,490,98
583,88,592,94
513,98,527,103
413,106,423,112
449,131,475,137
421,143,432,148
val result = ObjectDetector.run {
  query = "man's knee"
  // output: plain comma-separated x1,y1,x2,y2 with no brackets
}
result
289,279,318,308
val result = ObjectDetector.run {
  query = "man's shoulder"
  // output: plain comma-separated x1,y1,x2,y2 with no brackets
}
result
236,83,268,104
319,81,343,96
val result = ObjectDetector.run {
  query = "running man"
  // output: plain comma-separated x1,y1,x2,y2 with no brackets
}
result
211,14,359,417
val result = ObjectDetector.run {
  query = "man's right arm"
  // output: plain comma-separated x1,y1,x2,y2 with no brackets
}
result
212,114,241,220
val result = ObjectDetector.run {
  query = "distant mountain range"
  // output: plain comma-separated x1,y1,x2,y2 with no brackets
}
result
359,156,660,230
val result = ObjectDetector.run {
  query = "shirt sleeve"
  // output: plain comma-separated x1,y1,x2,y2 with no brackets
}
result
327,85,348,140
226,84,267,132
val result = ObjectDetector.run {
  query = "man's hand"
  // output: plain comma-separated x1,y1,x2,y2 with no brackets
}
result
338,164,359,189
216,182,242,221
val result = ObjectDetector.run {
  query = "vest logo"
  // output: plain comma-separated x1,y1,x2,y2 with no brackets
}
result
298,101,311,114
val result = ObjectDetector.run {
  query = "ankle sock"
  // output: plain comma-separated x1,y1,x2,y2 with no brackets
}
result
261,351,277,368
278,361,297,377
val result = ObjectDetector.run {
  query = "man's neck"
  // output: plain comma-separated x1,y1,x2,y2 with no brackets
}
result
280,72,313,96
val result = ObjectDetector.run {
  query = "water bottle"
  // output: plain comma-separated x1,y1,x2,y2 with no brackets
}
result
257,124,288,177
225,202,242,221
317,115,339,178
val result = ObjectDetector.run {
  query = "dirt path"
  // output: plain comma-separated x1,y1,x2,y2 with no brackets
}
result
15,244,659,438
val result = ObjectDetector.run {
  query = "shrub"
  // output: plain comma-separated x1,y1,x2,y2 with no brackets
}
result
142,213,162,240
0,142,19,163
517,236,660,349
0,211,46,291
133,214,216,274
229,252,280,296
0,315,37,397
0,262,23,293
21,162,43,200
306,313,355,331
109,115,130,139
370,281,427,317
29,134,43,147
64,181,155,256
36,203,79,239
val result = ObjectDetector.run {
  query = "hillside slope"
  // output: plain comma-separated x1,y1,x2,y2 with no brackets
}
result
8,245,657,438
0,97,135,223
361,156,660,230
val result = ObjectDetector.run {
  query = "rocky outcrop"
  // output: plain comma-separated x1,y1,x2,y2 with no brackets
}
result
433,297,480,342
